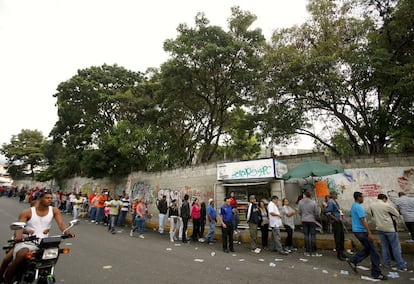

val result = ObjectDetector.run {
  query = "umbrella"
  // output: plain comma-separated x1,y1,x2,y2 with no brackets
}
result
282,159,344,180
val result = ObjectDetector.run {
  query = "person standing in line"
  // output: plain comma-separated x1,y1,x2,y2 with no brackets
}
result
246,195,261,253
168,199,180,242
325,191,348,261
206,198,217,244
199,201,207,239
72,193,84,220
117,193,130,227
268,196,288,255
370,193,407,272
157,195,168,235
191,198,201,242
218,197,234,253
298,191,322,257
281,198,296,252
88,192,97,222
180,194,190,243
347,192,387,280
258,200,269,250
130,197,139,229
94,191,108,225
229,191,240,234
107,194,123,234
394,192,414,242
130,198,148,239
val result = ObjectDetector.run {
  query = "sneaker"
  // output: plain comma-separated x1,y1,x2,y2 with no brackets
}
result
392,267,408,272
405,239,414,243
304,252,311,257
279,251,289,255
373,274,388,280
129,230,133,237
139,235,145,239
311,253,323,257
347,259,358,274
254,248,261,253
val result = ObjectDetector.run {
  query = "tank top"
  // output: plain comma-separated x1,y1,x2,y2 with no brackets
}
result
25,206,54,239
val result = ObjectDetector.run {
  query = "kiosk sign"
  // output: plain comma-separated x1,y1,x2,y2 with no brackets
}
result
217,158,286,181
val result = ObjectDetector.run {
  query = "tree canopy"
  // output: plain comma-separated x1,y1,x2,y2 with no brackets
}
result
4,1,413,181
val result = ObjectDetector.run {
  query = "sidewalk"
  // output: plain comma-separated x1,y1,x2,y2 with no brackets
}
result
144,221,414,254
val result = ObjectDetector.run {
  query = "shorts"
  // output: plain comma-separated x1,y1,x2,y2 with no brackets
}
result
13,242,38,259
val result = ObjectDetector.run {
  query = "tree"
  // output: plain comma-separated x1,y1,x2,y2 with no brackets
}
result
1,129,46,178
49,64,148,177
159,7,266,164
260,0,414,155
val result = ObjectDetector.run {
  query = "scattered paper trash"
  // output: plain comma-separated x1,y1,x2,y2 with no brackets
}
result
409,278,414,281
274,258,284,262
313,267,319,270
258,258,265,262
102,265,112,269
239,259,245,262
299,258,309,262
322,270,328,274
340,270,349,275
211,252,216,256
195,247,198,250
225,267,231,271
166,248,172,251
232,254,237,257
269,262,276,267
194,259,205,262
65,243,72,246
174,244,181,247
387,272,399,279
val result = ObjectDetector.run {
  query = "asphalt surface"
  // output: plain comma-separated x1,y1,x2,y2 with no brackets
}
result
1,197,413,284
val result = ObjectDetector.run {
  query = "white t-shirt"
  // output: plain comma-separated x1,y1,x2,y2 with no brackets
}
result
268,201,282,228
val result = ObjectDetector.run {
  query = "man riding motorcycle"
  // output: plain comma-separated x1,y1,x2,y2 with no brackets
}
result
1,191,75,284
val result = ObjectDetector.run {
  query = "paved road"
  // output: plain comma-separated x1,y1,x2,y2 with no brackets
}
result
0,197,413,283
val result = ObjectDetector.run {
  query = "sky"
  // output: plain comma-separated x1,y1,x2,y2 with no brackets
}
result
0,0,312,149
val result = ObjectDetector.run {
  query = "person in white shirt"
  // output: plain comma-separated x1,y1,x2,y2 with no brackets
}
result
267,196,288,255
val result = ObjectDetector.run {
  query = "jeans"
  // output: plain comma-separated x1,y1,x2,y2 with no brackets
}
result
302,222,317,253
221,221,234,251
284,224,293,248
206,221,215,242
182,217,189,241
169,216,180,241
132,216,146,235
271,226,283,252
405,222,414,240
158,213,167,233
89,207,97,221
249,223,258,249
95,207,105,223
72,207,80,220
108,214,118,232
232,212,240,230
192,218,201,241
117,211,128,227
332,221,345,253
378,231,407,269
351,232,382,278
260,224,269,248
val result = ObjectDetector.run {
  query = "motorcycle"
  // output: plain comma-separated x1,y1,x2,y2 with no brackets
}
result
3,219,78,284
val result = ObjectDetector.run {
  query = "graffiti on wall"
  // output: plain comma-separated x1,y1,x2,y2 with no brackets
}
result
131,182,154,204
397,168,414,193
154,184,214,206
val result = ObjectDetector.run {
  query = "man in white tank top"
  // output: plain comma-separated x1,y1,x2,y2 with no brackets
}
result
3,191,75,284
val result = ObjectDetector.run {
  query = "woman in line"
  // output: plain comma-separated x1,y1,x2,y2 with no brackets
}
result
258,200,269,250
130,198,148,238
191,198,201,242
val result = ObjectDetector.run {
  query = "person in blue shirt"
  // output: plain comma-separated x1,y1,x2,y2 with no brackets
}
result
325,191,347,261
347,192,387,280
205,199,217,244
218,197,234,253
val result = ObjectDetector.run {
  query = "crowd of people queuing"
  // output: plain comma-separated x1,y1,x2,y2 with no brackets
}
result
3,185,413,282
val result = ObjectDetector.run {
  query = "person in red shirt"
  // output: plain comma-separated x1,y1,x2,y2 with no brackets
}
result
229,191,240,233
